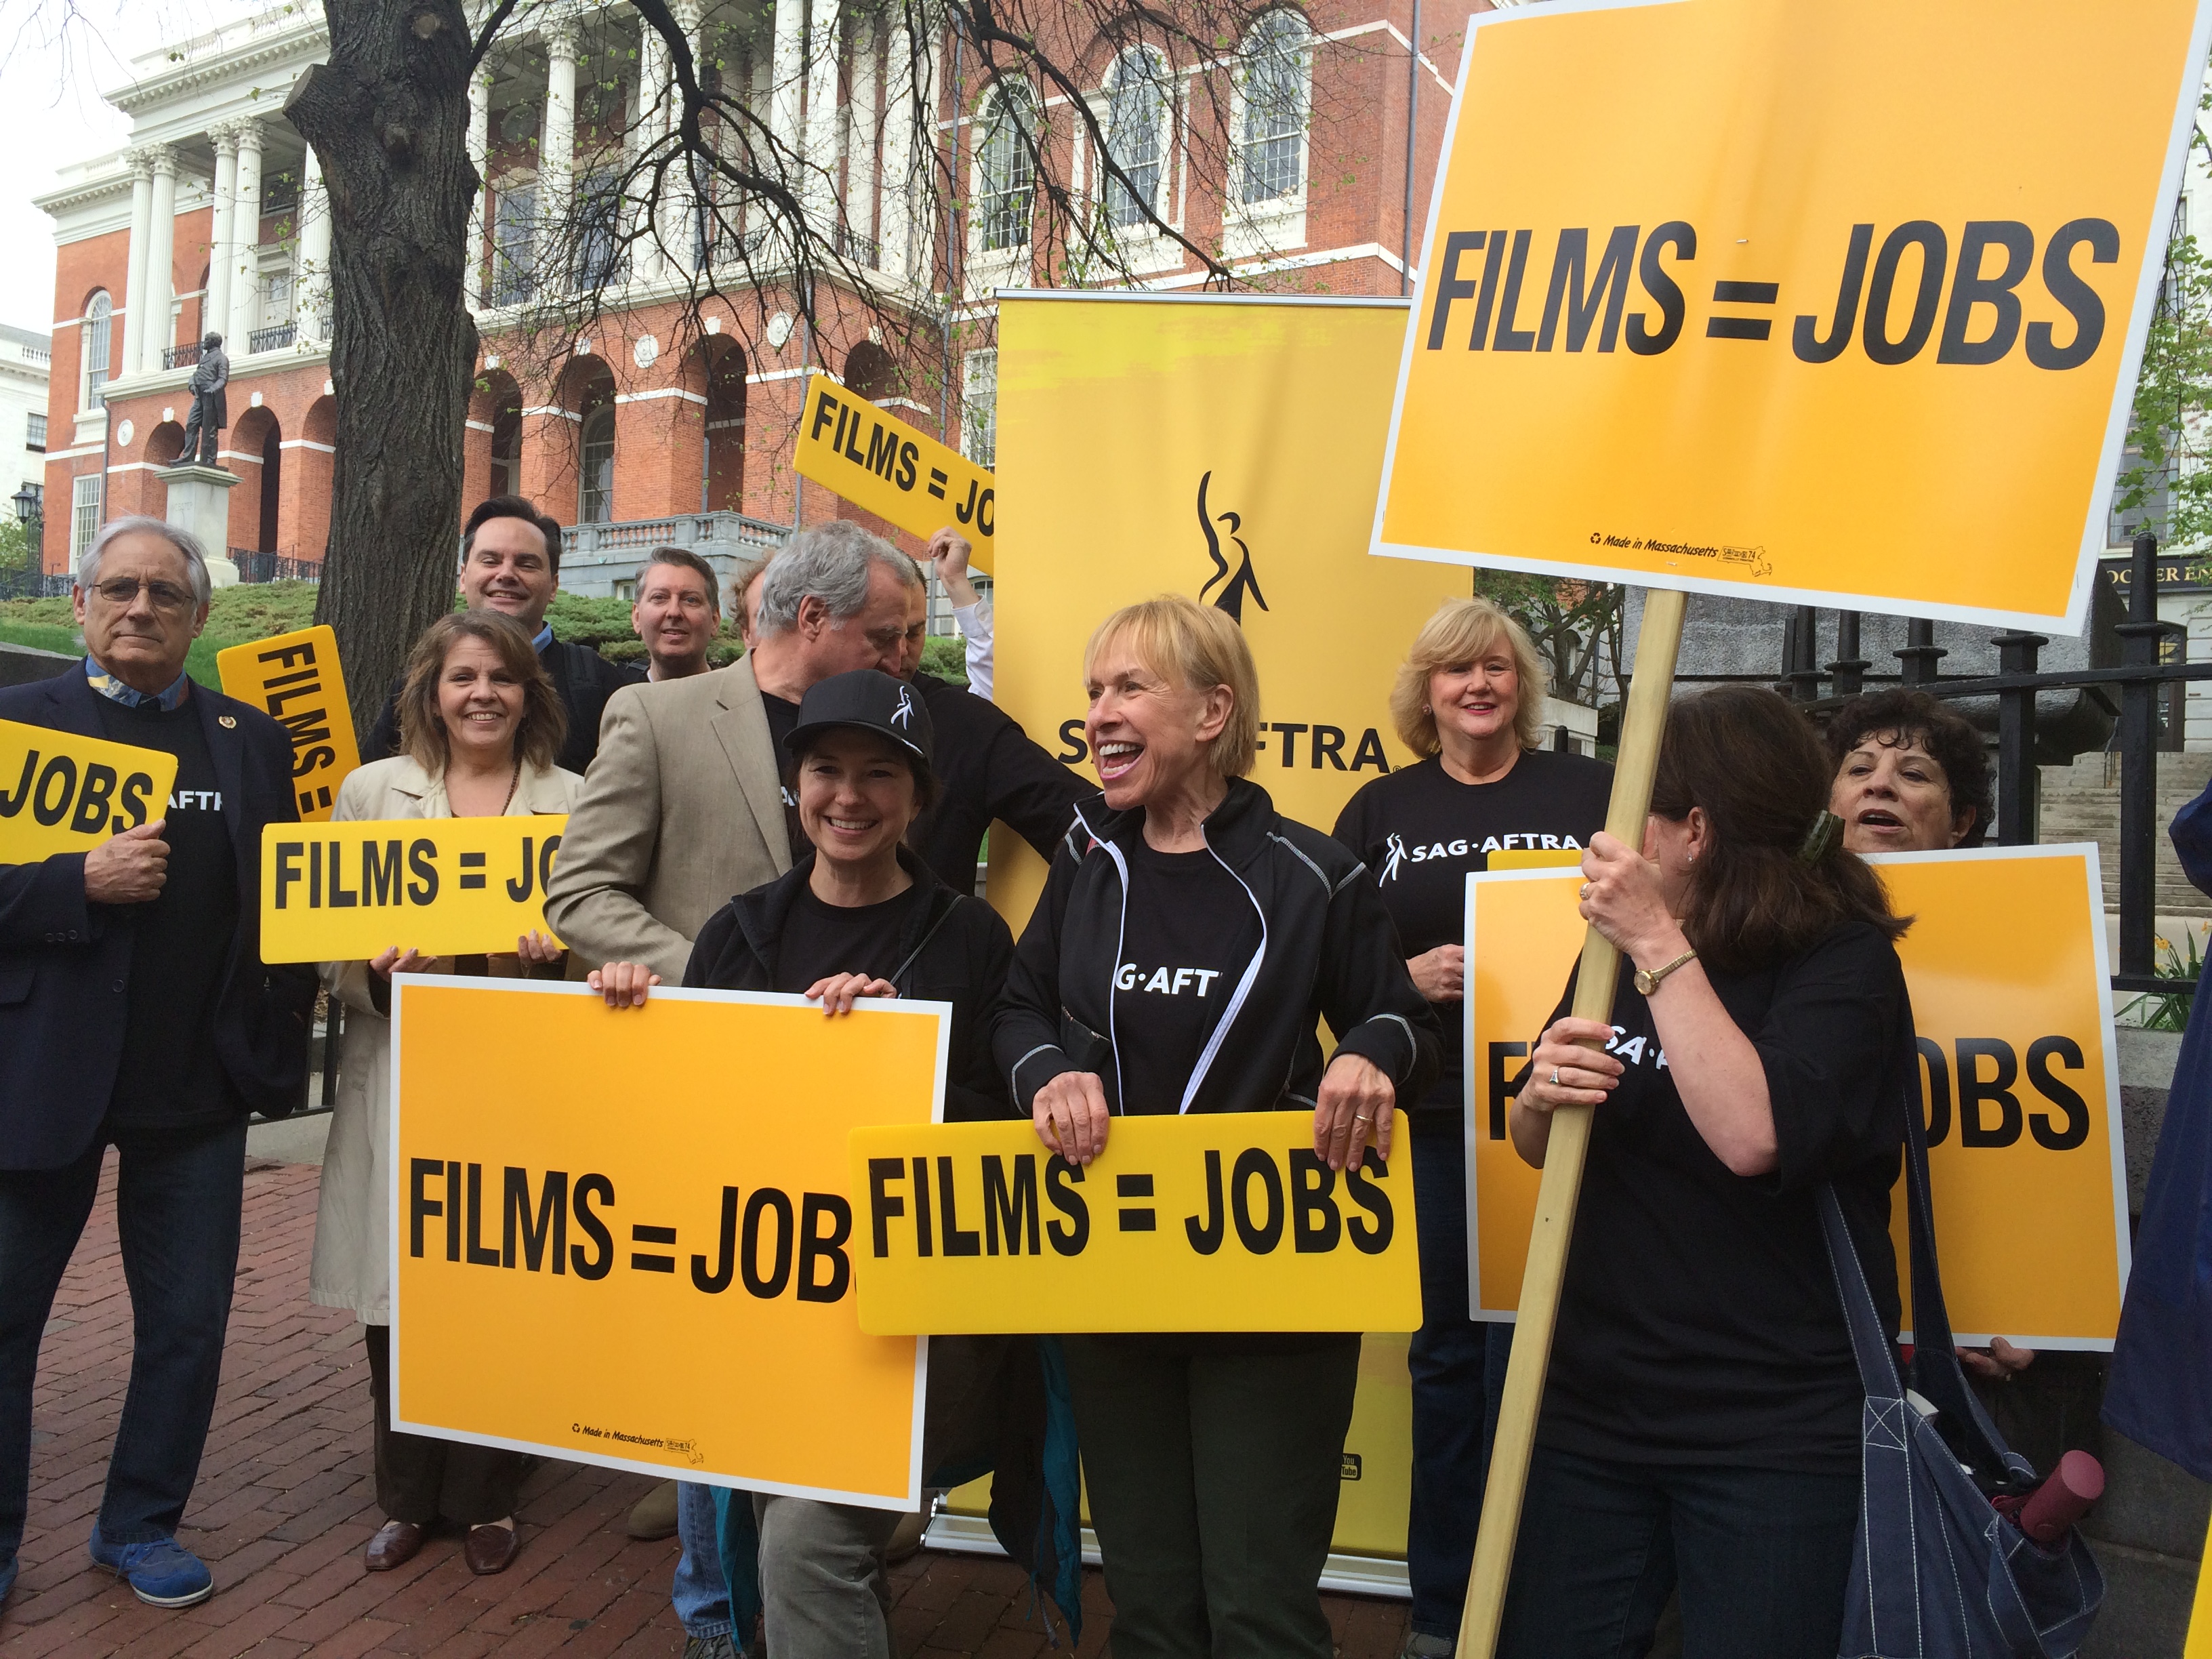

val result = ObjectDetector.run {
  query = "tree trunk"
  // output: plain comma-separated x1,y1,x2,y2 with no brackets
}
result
287,0,478,741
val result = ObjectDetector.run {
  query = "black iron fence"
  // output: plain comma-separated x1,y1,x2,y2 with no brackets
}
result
228,549,322,583
1719,533,2199,995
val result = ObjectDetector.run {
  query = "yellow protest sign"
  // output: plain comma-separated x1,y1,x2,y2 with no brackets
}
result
392,980,947,1504
0,718,176,863
258,816,567,962
794,373,993,569
1465,848,2129,1346
848,1112,1421,1335
216,626,359,823
988,294,1471,925
1374,0,2212,631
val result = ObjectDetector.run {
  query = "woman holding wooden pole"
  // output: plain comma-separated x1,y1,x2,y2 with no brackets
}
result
1496,686,1912,1659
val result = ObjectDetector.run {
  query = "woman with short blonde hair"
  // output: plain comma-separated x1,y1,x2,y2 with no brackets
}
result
996,592,1440,1659
1334,592,1615,1654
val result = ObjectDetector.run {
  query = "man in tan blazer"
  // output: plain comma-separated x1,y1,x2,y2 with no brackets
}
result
544,521,925,985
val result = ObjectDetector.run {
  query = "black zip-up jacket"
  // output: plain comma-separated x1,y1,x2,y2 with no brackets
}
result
992,779,1441,1120
909,670,1092,893
685,846,1017,1122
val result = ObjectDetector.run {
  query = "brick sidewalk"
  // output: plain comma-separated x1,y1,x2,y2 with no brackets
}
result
0,1153,1412,1658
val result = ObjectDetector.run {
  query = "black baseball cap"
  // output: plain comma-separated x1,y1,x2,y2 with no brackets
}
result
783,669,935,777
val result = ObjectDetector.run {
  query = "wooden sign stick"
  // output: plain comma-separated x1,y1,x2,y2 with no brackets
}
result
1456,586,1688,1659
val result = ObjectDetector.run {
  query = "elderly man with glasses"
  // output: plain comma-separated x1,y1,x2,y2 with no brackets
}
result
0,516,315,1610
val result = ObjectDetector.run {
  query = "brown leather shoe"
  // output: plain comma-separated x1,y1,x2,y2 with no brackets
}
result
463,1521,520,1576
363,1520,424,1573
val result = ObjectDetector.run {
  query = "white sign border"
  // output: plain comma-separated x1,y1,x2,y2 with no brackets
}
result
1370,0,2212,636
387,977,951,1511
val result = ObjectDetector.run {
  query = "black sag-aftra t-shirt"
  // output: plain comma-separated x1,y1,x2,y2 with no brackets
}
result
761,691,802,857
1333,750,1614,1126
774,882,923,996
1110,840,1262,1115
97,697,245,1127
1530,920,1910,1472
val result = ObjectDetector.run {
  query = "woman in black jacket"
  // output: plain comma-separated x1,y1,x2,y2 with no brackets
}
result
993,595,1440,1659
1503,687,1912,1659
590,668,1013,1659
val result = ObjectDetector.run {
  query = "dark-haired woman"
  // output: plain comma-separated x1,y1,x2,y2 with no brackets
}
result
310,610,577,1579
591,669,1015,1659
1826,687,1991,853
1827,690,2030,1387
1497,686,1912,1659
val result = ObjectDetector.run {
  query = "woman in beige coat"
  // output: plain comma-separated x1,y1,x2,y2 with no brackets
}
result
308,610,579,1580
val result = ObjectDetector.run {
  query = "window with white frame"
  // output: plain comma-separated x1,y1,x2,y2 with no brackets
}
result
976,84,1038,252
1102,47,1170,230
82,292,112,405
962,349,998,468
493,184,537,306
1240,11,1309,206
26,413,46,453
71,472,102,560
579,406,615,524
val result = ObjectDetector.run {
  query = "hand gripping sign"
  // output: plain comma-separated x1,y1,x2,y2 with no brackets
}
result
1373,0,2212,632
390,981,948,1505
0,718,176,863
259,817,567,962
216,626,359,823
794,373,994,569
848,1113,1421,1334
1464,848,2130,1348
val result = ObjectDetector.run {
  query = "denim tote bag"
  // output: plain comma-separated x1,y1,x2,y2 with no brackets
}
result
1819,1094,2103,1658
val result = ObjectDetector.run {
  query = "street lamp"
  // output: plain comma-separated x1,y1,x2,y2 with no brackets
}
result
9,483,37,526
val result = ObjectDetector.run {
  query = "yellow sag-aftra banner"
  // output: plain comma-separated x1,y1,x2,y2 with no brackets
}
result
216,626,359,823
0,718,176,863
1465,847,2130,1346
794,373,994,570
390,981,947,1505
258,817,567,963
989,293,1471,922
849,1113,1422,1334
1373,0,2212,632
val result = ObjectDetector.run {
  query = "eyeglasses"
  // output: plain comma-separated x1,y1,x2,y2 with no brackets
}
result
89,577,196,614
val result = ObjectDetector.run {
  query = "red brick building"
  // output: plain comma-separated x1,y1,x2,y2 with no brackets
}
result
39,0,1486,595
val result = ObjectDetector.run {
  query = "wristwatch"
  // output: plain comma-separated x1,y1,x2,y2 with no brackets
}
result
1633,947,1698,998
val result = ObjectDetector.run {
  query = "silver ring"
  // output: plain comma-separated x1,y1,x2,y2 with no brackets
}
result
1352,1113,1372,1124
1579,882,1592,899
1549,1069,1560,1085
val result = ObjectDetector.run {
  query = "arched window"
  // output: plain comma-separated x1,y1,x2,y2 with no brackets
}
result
82,291,112,405
1240,12,1309,205
1102,47,1169,230
977,83,1038,252
579,406,615,523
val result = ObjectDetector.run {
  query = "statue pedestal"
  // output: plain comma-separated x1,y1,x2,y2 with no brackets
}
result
155,464,241,588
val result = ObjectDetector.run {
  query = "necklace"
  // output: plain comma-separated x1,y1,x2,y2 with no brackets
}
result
501,758,520,813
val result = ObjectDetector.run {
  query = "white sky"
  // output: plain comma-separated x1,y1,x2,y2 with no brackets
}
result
0,0,251,335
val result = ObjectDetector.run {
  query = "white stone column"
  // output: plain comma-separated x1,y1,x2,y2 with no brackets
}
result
227,120,264,352
141,145,178,375
298,140,332,344
802,0,842,228
206,125,240,353
466,70,491,306
669,0,706,272
119,150,157,385
848,20,878,262
540,14,579,284
769,0,807,172
634,14,670,283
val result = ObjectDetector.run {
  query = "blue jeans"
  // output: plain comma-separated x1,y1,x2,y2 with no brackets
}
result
1406,1115,1512,1639
675,1480,734,1639
1496,1447,1860,1659
0,1117,247,1561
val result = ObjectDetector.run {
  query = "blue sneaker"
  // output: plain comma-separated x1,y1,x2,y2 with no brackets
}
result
87,1526,212,1607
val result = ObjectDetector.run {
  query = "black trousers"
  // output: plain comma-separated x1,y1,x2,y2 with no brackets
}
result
179,394,220,466
361,1325,527,1527
1495,1445,1860,1659
1062,1334,1359,1659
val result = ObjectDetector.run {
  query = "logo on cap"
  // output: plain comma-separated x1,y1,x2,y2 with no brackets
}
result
891,686,914,729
